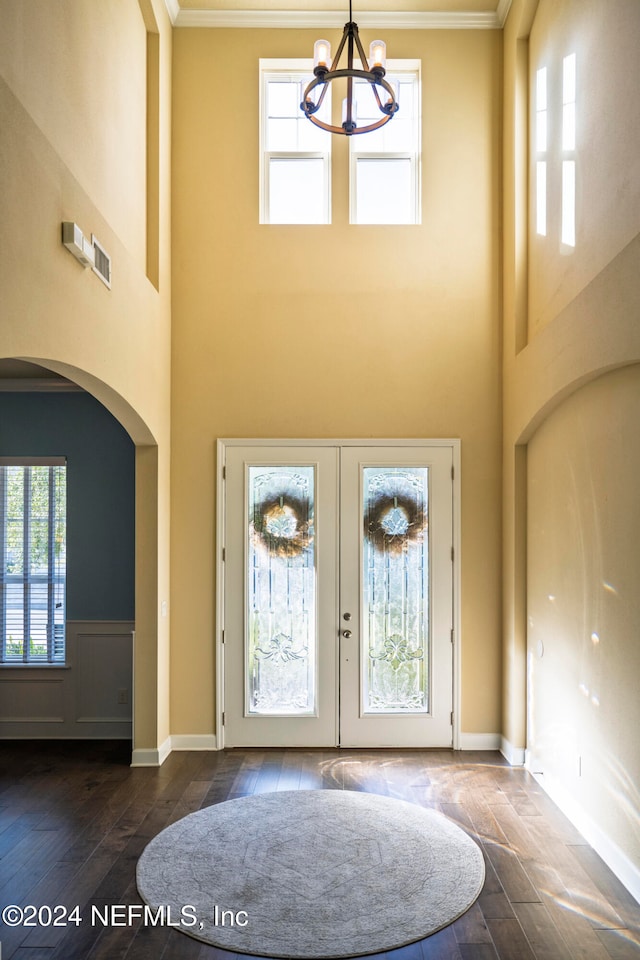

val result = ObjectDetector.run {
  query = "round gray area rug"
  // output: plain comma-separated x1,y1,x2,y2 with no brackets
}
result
136,789,485,959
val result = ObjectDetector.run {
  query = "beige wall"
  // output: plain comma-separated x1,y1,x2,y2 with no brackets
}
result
528,364,640,884
0,0,173,756
170,26,503,738
528,0,640,333
502,0,640,890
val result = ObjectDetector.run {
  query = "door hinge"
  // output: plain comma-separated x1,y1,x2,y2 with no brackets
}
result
221,712,225,726
222,547,226,562
222,465,226,480
450,628,454,642
451,464,454,480
450,711,454,726
451,546,454,562
221,629,225,644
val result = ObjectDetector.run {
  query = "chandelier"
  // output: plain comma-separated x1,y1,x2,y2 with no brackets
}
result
300,0,399,136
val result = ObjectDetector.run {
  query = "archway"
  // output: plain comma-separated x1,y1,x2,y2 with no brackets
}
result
0,357,162,763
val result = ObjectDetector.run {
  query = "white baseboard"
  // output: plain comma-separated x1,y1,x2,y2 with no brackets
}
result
459,732,501,751
531,770,640,906
131,736,172,767
131,734,217,766
500,736,526,766
170,734,218,751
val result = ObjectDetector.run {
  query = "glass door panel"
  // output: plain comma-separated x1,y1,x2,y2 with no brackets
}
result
222,442,454,748
247,466,316,715
363,466,429,714
339,446,454,748
223,446,339,747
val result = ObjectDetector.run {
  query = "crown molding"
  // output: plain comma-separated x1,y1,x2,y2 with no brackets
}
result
165,3,512,29
163,0,181,24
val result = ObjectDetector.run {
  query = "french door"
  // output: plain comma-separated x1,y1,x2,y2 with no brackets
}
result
220,441,457,748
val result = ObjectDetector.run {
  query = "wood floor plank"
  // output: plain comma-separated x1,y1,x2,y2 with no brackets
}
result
595,929,640,959
451,902,494,945
569,845,640,934
458,945,500,960
0,743,638,960
513,901,577,959
484,918,536,960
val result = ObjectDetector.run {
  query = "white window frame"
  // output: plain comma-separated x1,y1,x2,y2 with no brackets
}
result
0,457,67,665
260,59,331,225
349,60,421,225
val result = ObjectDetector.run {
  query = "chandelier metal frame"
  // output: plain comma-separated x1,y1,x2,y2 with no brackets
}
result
300,1,399,136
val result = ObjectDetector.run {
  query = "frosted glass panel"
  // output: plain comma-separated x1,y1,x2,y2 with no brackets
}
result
247,466,316,714
362,467,429,713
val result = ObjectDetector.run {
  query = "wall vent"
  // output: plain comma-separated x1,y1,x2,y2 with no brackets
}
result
91,236,111,289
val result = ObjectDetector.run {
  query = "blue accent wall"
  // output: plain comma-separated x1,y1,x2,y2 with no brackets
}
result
0,392,135,621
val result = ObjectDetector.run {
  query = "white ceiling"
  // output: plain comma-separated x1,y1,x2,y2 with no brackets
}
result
164,0,512,29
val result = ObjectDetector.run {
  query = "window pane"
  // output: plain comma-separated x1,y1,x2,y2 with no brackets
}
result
355,158,413,224
268,118,298,152
298,109,331,151
562,160,576,246
362,467,429,714
537,109,547,153
247,466,316,715
536,66,547,111
1,464,66,664
536,160,547,236
269,158,328,223
563,53,576,105
267,81,300,118
563,102,575,151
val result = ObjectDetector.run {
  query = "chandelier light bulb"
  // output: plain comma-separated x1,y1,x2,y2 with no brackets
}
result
369,40,386,71
314,39,331,71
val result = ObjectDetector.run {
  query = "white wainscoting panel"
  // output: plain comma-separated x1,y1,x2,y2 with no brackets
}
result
0,621,134,739
0,677,64,722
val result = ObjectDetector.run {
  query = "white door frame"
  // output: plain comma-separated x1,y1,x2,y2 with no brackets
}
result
216,438,461,751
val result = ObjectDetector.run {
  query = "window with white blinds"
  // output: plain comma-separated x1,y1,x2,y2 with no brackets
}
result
0,459,67,664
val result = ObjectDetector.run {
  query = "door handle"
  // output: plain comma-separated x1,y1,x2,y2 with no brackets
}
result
342,629,352,638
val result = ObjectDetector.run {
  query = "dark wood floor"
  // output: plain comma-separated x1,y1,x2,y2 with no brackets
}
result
0,743,638,960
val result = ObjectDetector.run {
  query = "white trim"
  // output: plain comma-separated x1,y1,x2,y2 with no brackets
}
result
172,9,509,30
216,442,225,749
451,439,461,750
163,0,180,25
0,456,66,466
131,736,172,767
531,770,640,906
219,438,460,448
130,734,218,767
500,736,526,765
171,734,218,751
459,732,501,751
496,0,513,27
217,438,461,751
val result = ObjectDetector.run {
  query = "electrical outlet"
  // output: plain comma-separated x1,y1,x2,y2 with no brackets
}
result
117,688,128,705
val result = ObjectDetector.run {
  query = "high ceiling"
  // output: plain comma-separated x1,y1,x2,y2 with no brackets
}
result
165,0,511,29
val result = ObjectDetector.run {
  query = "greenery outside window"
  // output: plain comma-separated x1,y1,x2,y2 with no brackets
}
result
0,458,67,664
